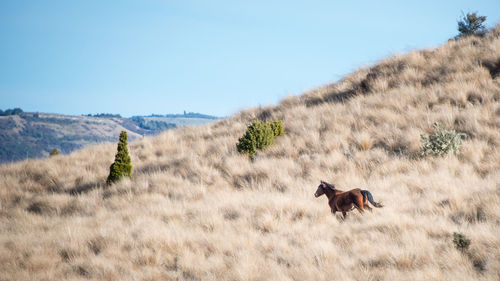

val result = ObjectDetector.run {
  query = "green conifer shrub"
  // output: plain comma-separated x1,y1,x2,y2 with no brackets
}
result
237,119,284,158
49,148,59,157
457,12,487,38
106,131,132,185
420,122,466,157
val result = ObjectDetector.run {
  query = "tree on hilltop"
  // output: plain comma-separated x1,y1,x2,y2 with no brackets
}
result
49,148,59,157
457,12,487,38
106,131,132,185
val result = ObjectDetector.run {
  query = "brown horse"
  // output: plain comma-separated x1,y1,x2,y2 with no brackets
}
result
314,181,383,219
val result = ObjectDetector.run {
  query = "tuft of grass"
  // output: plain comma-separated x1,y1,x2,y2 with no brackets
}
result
26,201,55,215
359,135,374,151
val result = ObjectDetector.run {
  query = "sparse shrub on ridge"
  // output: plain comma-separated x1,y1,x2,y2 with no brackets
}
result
237,119,284,158
457,12,487,38
0,107,23,116
106,131,132,185
420,122,466,157
49,148,59,157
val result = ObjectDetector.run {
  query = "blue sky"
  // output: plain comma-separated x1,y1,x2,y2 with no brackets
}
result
1,1,499,117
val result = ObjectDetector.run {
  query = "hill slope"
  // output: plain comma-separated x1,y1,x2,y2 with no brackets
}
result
1,26,499,280
0,112,218,163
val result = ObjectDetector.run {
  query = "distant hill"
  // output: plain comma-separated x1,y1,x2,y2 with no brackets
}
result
0,111,219,163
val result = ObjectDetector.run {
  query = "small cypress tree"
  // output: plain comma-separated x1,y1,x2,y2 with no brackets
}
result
106,131,132,185
457,12,487,38
49,148,59,157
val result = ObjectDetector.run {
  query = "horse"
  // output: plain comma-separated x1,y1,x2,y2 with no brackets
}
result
314,180,383,220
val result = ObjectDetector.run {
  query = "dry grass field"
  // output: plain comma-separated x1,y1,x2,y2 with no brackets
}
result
1,26,499,281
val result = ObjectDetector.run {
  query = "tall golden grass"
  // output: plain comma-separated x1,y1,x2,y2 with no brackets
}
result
1,26,499,280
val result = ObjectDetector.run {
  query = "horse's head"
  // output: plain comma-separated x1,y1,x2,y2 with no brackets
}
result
315,181,335,197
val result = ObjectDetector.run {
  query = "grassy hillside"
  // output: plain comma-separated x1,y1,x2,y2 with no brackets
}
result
0,112,218,164
1,26,499,280
0,113,145,163
141,116,218,127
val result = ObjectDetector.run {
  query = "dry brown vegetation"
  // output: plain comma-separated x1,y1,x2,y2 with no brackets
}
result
1,26,500,280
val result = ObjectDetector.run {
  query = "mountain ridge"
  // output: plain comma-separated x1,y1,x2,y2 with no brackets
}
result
0,111,220,163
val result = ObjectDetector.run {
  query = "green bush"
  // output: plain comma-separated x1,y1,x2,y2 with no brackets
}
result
453,232,471,252
106,131,132,185
420,122,466,157
270,118,285,137
457,12,487,38
237,119,284,158
49,148,59,157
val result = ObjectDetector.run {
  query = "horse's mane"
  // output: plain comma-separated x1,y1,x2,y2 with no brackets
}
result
323,181,336,190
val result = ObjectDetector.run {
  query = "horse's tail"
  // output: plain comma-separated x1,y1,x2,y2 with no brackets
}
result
361,190,383,208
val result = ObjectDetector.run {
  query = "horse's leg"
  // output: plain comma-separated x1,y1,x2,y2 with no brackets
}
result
363,197,373,212
355,195,365,214
365,204,373,212
332,209,344,222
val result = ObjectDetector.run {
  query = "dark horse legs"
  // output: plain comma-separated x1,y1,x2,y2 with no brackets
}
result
342,211,348,220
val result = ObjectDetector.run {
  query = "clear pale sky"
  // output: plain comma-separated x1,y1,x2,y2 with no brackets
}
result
1,1,499,117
